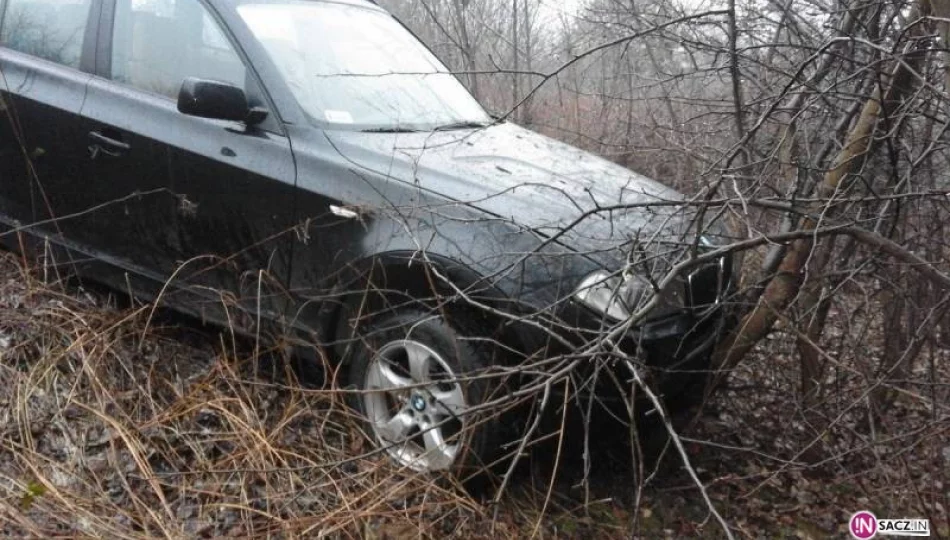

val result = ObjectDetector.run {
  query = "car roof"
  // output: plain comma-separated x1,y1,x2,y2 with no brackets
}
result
216,0,384,9
308,0,382,7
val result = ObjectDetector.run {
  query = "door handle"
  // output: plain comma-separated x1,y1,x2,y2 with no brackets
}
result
88,130,130,158
330,205,360,219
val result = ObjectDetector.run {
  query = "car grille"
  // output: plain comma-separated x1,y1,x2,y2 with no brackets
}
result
686,255,731,310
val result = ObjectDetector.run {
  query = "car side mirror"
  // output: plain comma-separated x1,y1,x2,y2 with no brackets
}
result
177,77,267,125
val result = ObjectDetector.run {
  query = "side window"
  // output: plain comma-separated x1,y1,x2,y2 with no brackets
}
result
112,0,246,99
0,0,93,68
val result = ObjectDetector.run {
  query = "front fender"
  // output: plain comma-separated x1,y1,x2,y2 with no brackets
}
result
286,208,598,350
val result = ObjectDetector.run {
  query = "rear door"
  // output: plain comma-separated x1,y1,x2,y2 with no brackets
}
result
80,0,298,326
0,0,98,262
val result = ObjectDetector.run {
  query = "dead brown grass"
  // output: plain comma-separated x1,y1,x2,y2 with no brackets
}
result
0,252,499,538
0,250,946,539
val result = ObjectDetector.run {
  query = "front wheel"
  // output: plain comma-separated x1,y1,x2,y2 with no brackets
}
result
345,309,507,479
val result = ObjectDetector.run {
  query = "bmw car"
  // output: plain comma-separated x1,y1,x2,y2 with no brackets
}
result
0,0,734,478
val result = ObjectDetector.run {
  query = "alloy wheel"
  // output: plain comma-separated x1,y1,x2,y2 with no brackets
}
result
362,339,468,471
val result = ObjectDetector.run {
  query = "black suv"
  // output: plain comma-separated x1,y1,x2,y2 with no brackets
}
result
0,0,733,476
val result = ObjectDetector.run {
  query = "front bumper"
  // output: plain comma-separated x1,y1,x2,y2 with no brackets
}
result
540,255,735,412
560,303,728,388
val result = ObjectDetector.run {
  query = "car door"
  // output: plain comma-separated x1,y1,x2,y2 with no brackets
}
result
79,0,298,326
0,0,98,261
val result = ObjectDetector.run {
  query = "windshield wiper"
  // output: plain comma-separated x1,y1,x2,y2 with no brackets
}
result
433,121,491,131
361,127,421,133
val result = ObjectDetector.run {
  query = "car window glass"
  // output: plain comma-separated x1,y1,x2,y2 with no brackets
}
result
237,2,489,131
0,0,92,68
111,0,246,99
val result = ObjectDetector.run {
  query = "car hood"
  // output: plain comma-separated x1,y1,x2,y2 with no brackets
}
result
324,122,697,257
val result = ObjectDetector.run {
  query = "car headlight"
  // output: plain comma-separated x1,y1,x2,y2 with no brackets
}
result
574,270,685,321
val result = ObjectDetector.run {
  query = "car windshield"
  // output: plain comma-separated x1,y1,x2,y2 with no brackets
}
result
236,1,491,132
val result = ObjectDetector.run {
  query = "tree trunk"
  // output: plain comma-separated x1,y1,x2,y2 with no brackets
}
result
511,0,519,121
708,0,934,387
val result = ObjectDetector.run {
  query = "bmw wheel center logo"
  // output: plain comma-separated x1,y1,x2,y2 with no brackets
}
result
411,394,426,412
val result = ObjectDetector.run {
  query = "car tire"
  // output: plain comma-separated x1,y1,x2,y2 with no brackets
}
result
344,308,508,484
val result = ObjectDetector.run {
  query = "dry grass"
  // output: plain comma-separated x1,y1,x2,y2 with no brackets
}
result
0,250,946,538
0,252,494,538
